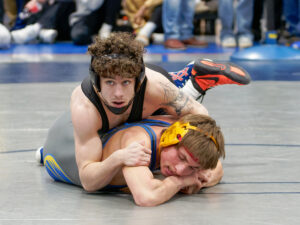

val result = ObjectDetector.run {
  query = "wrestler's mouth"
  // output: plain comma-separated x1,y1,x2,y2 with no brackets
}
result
164,166,175,176
112,101,126,108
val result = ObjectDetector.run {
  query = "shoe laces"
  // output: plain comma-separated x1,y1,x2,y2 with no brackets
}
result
196,92,206,103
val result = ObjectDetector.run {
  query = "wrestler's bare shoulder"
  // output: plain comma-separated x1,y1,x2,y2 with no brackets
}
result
70,85,102,129
71,86,89,107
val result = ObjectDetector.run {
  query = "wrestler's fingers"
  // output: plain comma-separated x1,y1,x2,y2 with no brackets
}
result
140,154,151,162
142,147,152,154
137,140,145,146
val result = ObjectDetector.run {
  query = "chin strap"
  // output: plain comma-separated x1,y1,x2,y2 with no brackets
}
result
103,98,134,115
97,91,134,115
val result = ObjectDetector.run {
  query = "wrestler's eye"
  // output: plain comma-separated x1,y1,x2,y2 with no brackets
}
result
179,154,186,161
106,80,115,86
189,166,199,171
122,80,131,86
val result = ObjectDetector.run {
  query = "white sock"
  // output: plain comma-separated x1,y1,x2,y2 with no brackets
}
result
32,23,42,32
138,22,157,38
180,79,201,100
99,23,112,39
100,23,112,32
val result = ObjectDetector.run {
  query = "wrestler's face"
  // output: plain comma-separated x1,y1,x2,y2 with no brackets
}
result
160,145,201,177
100,76,135,109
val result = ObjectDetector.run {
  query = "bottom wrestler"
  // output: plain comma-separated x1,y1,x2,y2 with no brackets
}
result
37,113,225,207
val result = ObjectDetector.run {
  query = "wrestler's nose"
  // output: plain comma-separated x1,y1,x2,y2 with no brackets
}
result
175,162,190,176
113,85,125,98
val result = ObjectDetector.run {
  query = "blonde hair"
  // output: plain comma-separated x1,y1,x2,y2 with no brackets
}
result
88,32,145,79
177,114,225,169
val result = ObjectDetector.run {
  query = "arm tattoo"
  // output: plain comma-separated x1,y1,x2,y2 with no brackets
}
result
160,82,193,116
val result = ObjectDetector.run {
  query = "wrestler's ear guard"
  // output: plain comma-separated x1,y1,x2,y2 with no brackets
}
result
135,61,145,92
89,60,100,92
159,122,199,149
89,56,146,93
159,121,219,151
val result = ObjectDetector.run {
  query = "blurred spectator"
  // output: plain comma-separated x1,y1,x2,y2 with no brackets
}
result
218,0,254,48
252,0,282,43
0,0,3,23
0,23,11,48
11,0,75,44
3,0,32,30
70,0,121,45
163,0,207,50
123,0,163,46
281,0,300,44
194,0,218,35
0,0,12,48
3,0,19,28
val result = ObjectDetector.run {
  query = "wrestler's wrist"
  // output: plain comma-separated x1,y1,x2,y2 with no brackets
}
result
112,150,126,166
168,176,186,189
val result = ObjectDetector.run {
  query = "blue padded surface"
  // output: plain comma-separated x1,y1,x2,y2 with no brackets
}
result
0,42,233,55
0,43,88,54
231,45,300,61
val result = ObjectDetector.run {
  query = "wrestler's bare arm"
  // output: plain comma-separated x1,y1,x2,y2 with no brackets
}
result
159,81,207,116
123,165,201,207
70,87,151,192
144,69,208,117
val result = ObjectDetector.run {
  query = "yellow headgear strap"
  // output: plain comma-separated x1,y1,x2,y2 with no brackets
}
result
159,121,219,153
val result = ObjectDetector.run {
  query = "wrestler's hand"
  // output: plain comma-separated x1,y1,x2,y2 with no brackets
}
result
120,140,152,167
179,173,202,194
197,161,224,188
181,170,217,194
180,170,209,194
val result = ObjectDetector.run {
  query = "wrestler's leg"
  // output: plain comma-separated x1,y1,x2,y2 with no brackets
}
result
37,110,82,186
146,60,251,102
169,59,251,101
145,63,174,84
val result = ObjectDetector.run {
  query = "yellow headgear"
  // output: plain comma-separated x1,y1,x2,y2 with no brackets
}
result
159,121,218,151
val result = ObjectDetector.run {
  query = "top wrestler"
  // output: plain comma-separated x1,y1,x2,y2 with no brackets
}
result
37,32,250,198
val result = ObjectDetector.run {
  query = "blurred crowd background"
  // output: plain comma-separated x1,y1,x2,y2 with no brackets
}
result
0,0,299,50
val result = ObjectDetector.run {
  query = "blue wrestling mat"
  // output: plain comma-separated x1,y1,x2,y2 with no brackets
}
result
1,42,300,82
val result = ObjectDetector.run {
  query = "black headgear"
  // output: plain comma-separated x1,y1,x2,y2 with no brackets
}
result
89,54,145,93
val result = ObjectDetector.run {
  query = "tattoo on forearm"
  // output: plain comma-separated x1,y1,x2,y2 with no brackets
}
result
160,82,193,116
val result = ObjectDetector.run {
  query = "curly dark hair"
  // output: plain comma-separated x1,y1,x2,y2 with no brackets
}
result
88,32,145,79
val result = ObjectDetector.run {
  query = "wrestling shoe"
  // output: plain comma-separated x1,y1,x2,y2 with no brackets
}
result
169,61,194,88
35,146,44,165
191,59,251,96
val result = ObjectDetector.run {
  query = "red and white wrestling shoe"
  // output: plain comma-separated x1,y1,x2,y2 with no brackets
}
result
191,59,251,95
